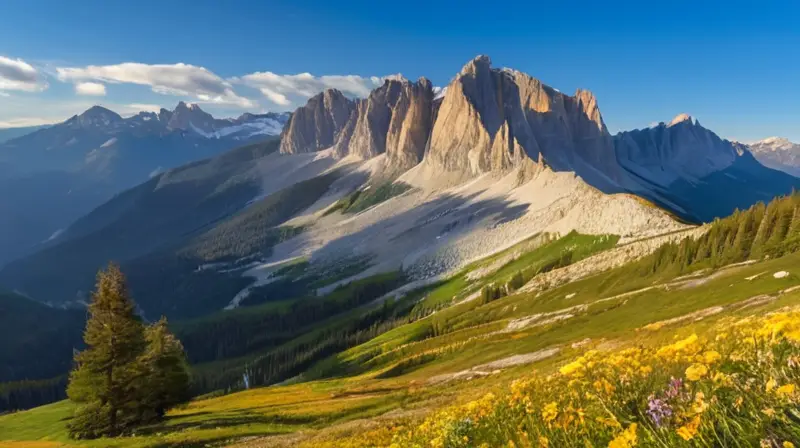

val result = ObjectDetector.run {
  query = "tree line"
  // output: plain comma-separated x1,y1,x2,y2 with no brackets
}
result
639,192,800,275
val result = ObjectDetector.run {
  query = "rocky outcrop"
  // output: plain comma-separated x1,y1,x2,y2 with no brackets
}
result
333,78,434,170
279,90,353,154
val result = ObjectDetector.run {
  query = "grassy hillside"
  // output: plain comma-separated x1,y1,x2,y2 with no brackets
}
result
3,246,799,446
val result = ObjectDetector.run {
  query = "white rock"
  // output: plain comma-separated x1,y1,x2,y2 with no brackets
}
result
774,271,790,279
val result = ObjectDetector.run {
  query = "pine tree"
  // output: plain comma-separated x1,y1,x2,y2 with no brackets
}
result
67,264,146,439
135,317,191,422
751,200,780,258
728,211,757,262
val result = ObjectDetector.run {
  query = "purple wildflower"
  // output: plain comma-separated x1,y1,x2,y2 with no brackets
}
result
646,394,673,427
666,377,683,399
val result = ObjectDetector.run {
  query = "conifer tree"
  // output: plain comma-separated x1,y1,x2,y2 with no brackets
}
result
67,263,146,439
727,211,757,262
751,200,779,258
135,317,191,422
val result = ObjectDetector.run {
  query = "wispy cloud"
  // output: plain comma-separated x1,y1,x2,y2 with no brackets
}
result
56,62,255,108
0,56,48,93
0,117,61,128
233,71,385,108
74,82,106,96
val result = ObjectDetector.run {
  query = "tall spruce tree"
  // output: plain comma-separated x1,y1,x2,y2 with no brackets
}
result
67,264,146,439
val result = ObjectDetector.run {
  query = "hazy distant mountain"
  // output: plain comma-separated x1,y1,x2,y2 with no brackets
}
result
0,125,49,144
746,137,800,177
0,103,289,266
614,116,800,221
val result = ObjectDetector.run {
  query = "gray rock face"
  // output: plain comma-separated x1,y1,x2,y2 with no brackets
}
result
168,101,217,133
747,137,800,177
333,77,434,169
614,114,744,187
279,90,354,154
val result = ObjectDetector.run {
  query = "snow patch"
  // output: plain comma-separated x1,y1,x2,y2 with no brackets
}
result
100,137,117,148
774,271,790,279
44,228,64,243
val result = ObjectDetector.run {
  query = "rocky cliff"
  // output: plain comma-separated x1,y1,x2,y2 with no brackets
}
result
279,89,353,154
333,77,434,169
424,56,624,189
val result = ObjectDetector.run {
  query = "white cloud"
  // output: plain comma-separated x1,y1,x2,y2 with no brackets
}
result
259,87,291,106
234,71,385,107
0,56,48,92
75,82,107,96
119,103,163,114
56,62,255,108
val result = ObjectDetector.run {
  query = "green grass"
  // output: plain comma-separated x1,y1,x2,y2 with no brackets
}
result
324,182,412,216
6,232,800,447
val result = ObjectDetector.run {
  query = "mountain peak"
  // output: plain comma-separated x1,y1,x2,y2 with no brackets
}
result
70,105,122,128
668,113,695,127
80,105,121,119
459,55,492,76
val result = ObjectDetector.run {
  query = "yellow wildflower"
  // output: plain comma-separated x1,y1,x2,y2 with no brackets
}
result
685,363,708,381
593,378,615,395
542,402,558,425
762,408,776,418
676,415,701,441
560,359,585,378
538,436,549,447
608,423,638,448
776,383,795,397
702,350,721,364
784,442,795,448
767,378,778,392
734,396,744,411
693,392,709,414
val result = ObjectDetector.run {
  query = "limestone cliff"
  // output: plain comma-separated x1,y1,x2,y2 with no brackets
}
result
279,90,353,154
333,77,434,170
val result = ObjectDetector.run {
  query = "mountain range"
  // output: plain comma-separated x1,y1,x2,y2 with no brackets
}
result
1,55,799,408
0,103,289,265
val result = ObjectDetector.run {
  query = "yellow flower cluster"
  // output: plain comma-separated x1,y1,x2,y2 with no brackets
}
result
392,309,800,447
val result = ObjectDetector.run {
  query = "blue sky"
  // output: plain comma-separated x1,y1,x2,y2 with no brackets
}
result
1,0,799,142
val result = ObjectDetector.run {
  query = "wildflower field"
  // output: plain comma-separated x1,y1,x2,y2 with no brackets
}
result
393,310,800,447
